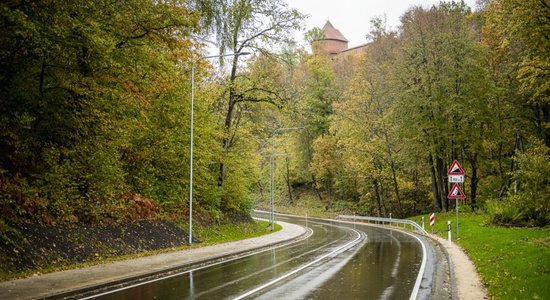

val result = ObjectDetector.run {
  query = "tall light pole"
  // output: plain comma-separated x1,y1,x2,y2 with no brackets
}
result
270,127,304,231
189,51,250,245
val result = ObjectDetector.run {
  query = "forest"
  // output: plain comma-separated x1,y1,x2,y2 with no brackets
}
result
0,0,548,230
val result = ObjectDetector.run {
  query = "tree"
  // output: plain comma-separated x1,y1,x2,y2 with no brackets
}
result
395,2,492,211
478,0,550,226
481,0,550,201
484,0,549,145
0,0,199,223
309,134,340,205
293,54,342,198
193,0,304,198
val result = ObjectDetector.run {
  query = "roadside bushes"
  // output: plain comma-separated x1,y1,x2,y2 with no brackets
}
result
487,141,549,227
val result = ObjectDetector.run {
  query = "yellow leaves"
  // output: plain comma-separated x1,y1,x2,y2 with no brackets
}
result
517,58,550,104
122,80,139,93
483,0,550,105
309,134,339,180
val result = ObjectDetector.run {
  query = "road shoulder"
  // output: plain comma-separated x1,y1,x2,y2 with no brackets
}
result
428,234,488,299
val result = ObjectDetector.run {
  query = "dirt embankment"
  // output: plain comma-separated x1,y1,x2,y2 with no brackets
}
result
1,221,192,279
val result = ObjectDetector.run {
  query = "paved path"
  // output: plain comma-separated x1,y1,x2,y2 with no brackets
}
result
428,234,488,300
0,221,306,300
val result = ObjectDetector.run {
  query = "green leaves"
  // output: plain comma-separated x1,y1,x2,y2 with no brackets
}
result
483,0,550,143
277,1,547,220
0,0,202,224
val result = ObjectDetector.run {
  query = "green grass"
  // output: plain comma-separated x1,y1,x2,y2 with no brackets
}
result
255,190,339,220
193,220,281,245
413,211,550,300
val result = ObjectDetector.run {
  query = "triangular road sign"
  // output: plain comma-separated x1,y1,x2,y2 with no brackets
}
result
448,183,465,199
447,160,465,175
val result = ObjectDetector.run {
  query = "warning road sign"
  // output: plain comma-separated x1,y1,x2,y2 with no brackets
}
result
447,160,465,175
448,183,465,199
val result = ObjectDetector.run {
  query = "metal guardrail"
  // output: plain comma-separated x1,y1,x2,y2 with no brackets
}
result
337,215,428,235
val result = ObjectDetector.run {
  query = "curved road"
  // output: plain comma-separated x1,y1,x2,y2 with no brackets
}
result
86,213,449,299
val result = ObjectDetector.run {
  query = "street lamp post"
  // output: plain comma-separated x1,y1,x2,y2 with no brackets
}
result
268,152,287,231
189,51,250,245
270,127,304,231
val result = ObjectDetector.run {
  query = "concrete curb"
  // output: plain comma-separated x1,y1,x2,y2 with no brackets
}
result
424,234,458,300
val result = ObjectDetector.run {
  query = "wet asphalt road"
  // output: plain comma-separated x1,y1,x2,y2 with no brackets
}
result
86,213,449,300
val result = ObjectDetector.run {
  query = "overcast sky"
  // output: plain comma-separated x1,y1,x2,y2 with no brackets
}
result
285,0,479,48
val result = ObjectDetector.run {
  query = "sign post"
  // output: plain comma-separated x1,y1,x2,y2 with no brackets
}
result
447,160,465,239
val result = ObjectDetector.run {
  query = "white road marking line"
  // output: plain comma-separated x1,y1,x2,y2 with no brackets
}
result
233,226,364,300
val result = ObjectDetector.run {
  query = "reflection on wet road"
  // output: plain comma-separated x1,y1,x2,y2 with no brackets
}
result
92,213,424,299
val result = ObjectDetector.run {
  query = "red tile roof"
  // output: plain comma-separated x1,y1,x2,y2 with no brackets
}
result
322,20,349,42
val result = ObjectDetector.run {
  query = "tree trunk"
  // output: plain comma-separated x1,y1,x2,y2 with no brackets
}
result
284,155,294,204
389,160,402,214
312,175,323,201
327,174,333,207
436,157,448,211
429,154,442,212
384,132,402,214
535,103,550,147
513,131,524,193
469,153,478,211
218,56,240,188
413,170,419,215
386,186,394,217
379,179,388,217
373,179,386,217
352,175,360,202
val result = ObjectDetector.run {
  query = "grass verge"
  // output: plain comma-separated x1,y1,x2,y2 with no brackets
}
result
413,211,550,299
192,220,281,245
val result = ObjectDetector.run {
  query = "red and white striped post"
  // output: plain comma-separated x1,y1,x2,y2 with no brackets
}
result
429,213,436,233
